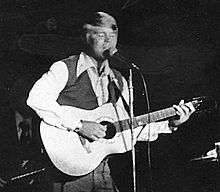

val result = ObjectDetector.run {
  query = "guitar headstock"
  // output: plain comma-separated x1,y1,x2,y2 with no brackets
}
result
190,96,218,113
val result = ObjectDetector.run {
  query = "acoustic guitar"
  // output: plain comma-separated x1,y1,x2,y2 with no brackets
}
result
40,96,216,176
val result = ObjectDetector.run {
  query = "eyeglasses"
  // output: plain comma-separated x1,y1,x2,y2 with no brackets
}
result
90,31,117,41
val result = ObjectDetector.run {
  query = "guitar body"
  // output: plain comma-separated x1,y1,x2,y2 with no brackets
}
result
40,103,143,176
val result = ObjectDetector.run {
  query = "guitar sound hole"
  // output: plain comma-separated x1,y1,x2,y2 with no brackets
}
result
100,121,116,139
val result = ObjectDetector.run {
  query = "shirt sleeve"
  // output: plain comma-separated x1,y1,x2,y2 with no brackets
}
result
117,76,173,142
26,61,81,130
137,121,172,142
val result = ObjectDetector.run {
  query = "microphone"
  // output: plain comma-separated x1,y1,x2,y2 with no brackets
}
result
104,50,140,70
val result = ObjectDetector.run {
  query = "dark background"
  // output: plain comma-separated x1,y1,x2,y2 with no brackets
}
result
0,0,219,191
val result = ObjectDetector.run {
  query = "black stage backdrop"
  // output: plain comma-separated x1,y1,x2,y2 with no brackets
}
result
0,1,219,191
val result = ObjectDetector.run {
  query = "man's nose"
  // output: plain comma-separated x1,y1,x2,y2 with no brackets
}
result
104,35,111,43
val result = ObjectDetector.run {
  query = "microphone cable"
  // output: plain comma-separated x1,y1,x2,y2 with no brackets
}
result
133,64,154,192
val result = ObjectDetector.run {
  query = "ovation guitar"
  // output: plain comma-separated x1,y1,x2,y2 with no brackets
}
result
40,96,216,176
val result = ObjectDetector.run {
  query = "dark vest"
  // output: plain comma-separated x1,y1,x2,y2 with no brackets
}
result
57,55,124,110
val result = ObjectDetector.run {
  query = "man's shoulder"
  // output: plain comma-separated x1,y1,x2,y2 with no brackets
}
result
59,55,80,86
61,55,80,64
59,55,81,73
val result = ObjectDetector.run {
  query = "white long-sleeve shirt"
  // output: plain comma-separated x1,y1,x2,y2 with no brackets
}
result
27,52,173,141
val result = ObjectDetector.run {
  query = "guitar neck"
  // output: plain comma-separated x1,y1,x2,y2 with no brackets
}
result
114,106,177,132
134,107,177,127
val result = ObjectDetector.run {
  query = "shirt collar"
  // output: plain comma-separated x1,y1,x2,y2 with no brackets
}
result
76,52,112,77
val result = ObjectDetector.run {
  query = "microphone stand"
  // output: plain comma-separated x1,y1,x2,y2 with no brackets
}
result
106,50,141,192
128,68,136,192
128,62,152,192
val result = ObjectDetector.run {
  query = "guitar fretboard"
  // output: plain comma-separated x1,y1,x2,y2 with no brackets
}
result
135,107,177,127
113,107,177,132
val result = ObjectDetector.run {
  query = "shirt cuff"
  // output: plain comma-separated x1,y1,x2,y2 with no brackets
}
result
60,119,82,131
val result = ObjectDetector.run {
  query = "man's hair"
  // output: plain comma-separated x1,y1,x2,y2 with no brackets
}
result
82,12,118,32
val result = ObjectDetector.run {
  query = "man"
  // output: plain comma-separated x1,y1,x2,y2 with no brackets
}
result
26,12,195,192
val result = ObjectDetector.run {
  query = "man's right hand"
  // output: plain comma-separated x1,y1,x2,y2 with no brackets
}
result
75,120,107,141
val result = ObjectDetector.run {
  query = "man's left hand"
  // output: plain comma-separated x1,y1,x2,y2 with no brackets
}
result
169,100,196,127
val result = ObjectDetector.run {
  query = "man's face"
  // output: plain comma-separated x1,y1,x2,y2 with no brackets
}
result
84,26,118,61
